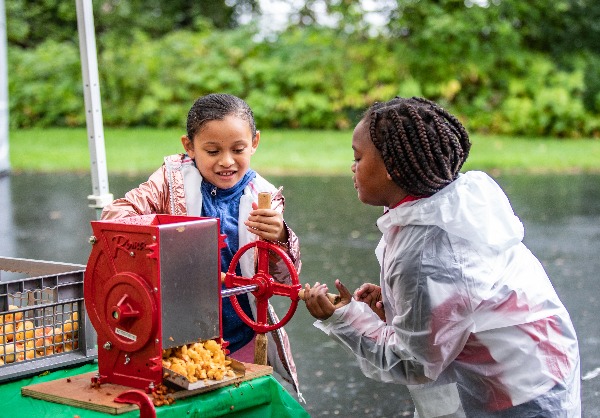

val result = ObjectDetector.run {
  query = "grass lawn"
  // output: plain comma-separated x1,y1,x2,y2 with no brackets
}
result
8,127,600,175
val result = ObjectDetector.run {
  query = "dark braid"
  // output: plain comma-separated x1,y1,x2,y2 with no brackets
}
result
365,97,471,197
186,93,257,141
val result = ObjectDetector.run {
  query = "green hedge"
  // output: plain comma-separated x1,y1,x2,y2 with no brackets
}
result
7,25,600,137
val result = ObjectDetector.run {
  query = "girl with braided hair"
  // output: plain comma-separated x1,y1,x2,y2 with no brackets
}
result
102,93,303,399
304,97,580,417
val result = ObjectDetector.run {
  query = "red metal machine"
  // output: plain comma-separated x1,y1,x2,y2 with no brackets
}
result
84,213,300,392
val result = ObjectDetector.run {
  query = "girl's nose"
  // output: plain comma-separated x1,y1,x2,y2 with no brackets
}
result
220,153,234,167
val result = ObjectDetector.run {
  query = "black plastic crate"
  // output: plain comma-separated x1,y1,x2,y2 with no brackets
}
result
0,257,97,382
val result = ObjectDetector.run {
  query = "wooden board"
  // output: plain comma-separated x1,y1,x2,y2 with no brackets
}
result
21,362,273,415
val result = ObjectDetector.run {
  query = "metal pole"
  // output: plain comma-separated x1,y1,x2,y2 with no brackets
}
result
0,0,10,176
75,0,112,218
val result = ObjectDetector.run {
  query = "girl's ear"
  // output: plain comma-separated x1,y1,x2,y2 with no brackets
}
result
181,135,195,157
250,130,260,155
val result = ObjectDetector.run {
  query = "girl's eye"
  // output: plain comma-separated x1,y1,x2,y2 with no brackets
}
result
206,150,219,156
233,147,245,154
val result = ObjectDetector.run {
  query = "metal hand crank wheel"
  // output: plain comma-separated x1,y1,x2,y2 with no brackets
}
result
224,240,300,333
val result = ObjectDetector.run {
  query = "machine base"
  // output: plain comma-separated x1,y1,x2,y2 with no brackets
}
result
21,363,273,415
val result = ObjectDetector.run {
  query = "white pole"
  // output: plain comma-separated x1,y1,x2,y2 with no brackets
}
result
75,0,112,218
0,0,10,175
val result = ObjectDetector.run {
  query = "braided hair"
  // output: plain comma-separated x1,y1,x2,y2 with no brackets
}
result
186,93,257,141
364,97,471,197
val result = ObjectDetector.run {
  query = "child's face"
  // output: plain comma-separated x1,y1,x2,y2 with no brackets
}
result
181,115,259,189
351,119,406,207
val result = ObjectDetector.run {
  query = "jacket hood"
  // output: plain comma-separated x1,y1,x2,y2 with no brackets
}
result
378,171,524,250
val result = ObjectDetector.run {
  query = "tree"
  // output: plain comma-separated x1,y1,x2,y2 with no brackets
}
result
496,0,600,56
5,0,260,48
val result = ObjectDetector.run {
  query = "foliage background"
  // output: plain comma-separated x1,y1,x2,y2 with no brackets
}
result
4,0,600,137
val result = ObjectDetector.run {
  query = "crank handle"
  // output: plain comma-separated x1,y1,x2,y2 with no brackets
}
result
221,281,340,305
298,288,341,305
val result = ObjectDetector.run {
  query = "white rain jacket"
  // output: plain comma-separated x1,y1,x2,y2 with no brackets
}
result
315,171,581,417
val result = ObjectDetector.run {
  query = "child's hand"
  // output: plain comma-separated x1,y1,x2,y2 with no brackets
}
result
354,283,386,321
245,202,288,243
303,280,352,320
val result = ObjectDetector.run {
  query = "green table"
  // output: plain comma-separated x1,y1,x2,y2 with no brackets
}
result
0,362,309,417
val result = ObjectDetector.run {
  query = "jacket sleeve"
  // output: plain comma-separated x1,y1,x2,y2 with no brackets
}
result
315,299,433,385
315,227,473,385
101,165,171,220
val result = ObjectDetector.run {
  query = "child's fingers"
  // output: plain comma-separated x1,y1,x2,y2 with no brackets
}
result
354,287,364,300
354,284,370,300
303,283,335,319
248,208,277,218
245,221,277,236
311,282,329,293
246,211,283,228
334,280,351,297
354,283,380,300
302,282,327,292
245,219,277,231
354,283,371,298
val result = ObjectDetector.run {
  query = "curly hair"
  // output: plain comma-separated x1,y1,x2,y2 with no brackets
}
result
186,93,257,141
364,97,471,197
